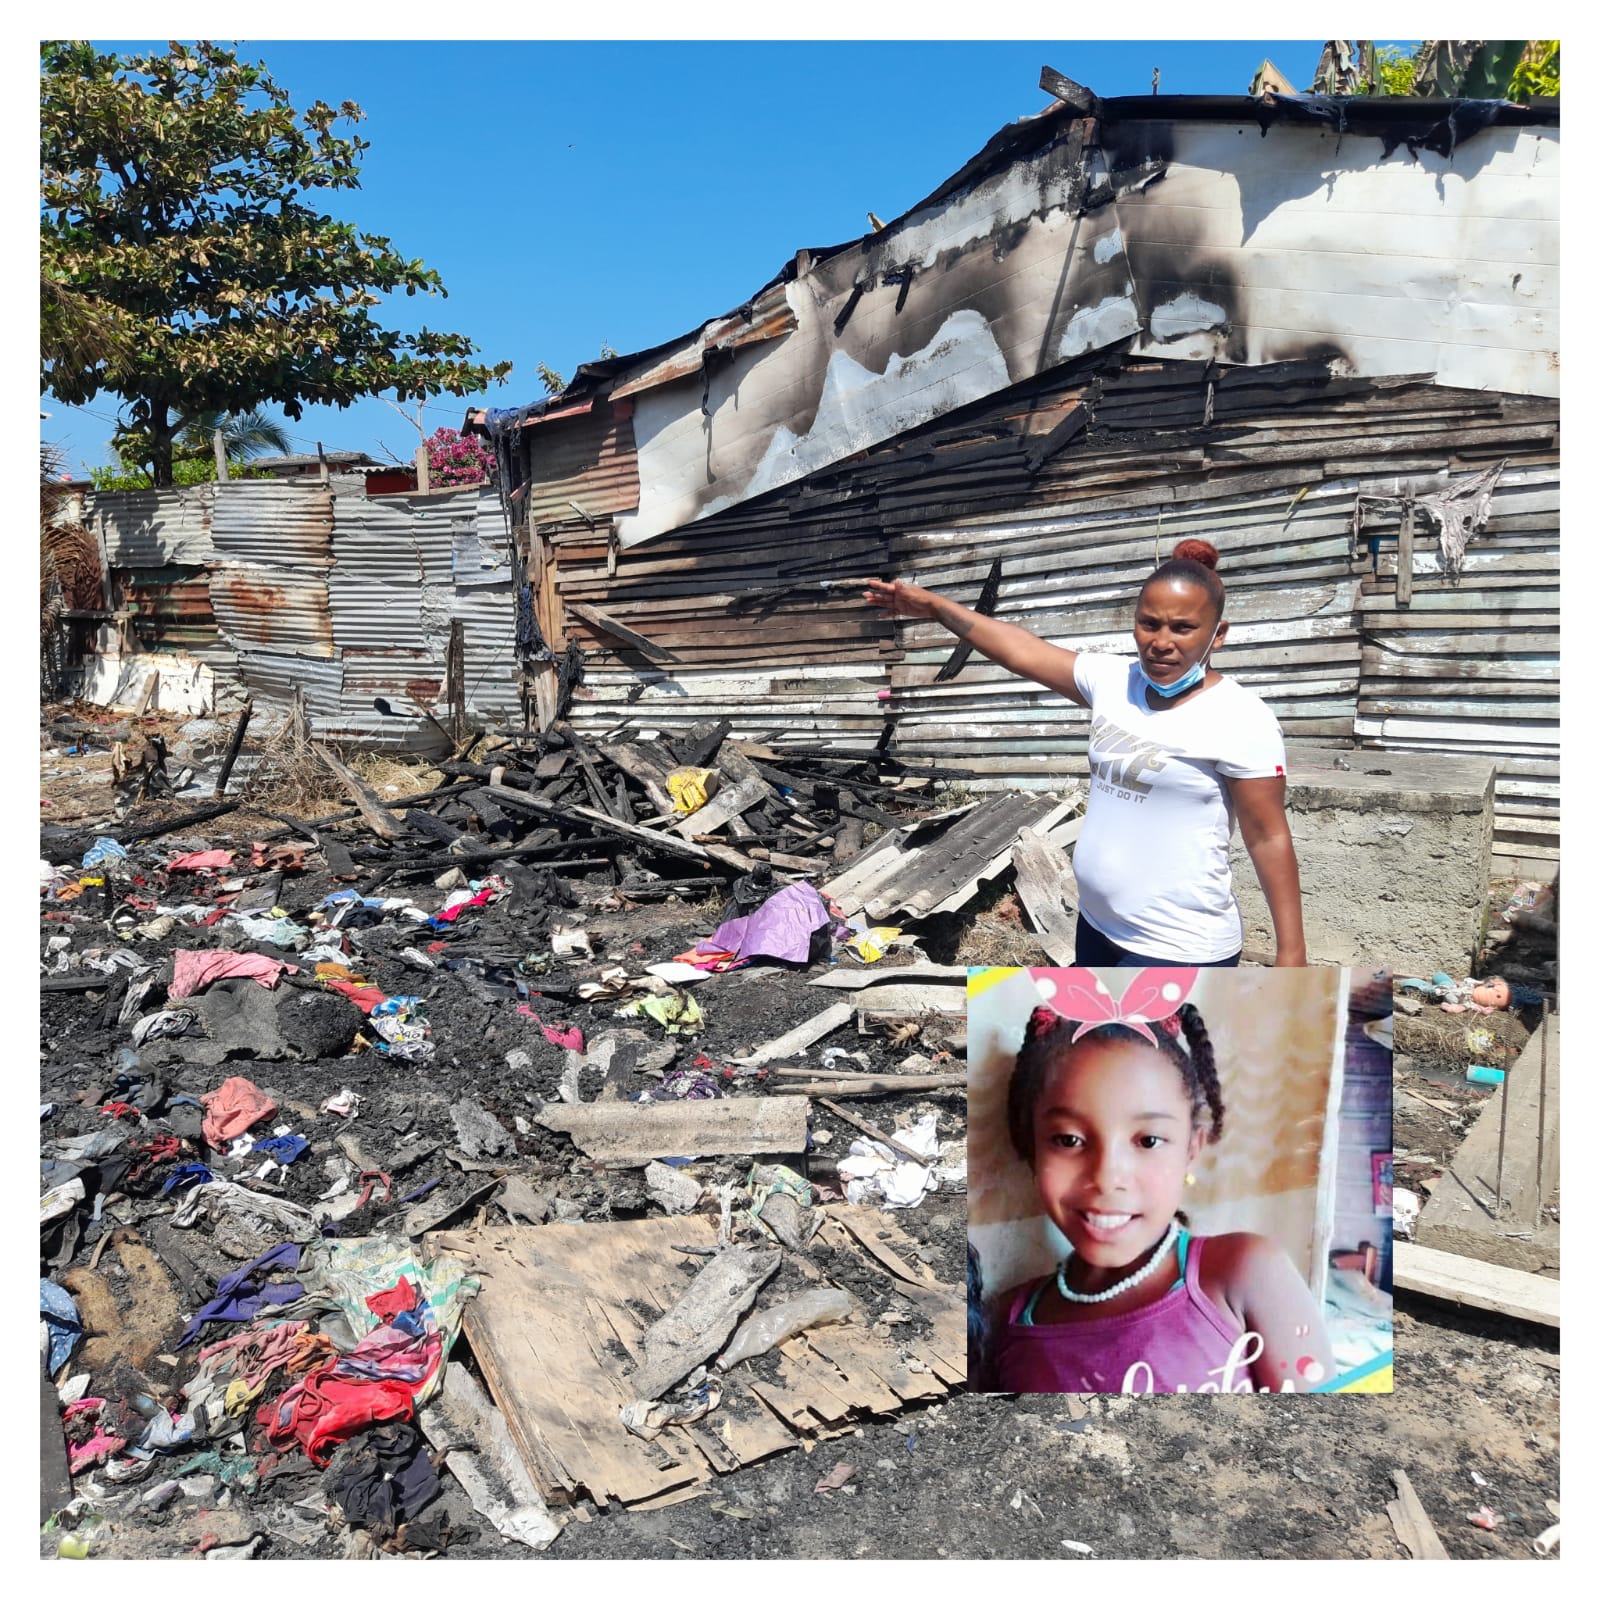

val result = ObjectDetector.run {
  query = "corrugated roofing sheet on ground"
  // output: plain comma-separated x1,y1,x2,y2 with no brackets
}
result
92,486,216,566
212,481,334,570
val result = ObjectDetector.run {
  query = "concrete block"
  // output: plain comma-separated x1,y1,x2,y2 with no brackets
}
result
1231,747,1496,969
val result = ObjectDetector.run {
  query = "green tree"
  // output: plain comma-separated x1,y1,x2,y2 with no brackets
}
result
174,408,294,464
40,40,512,487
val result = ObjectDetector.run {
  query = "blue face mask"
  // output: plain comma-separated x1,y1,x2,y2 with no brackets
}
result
1137,620,1221,699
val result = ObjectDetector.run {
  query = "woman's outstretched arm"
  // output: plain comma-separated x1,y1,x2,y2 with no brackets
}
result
1229,775,1307,967
865,578,1086,705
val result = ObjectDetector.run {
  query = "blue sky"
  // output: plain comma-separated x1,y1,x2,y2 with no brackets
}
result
44,38,1338,476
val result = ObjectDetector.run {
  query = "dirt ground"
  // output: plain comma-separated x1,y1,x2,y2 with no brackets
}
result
39,723,1560,1562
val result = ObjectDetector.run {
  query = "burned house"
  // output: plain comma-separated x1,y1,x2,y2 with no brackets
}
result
473,86,1558,960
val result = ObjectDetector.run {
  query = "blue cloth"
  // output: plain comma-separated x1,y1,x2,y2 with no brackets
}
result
81,837,127,870
251,1135,309,1166
40,1280,82,1375
160,1163,213,1196
177,1242,304,1347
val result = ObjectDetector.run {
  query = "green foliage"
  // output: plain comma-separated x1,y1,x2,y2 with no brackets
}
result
40,40,512,487
1361,39,1559,100
88,456,270,491
1507,42,1559,100
175,408,294,463
1373,45,1417,96
535,362,567,396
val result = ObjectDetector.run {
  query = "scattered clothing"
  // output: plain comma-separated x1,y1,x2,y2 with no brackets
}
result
170,949,296,999
40,1280,82,1375
322,1422,440,1532
168,849,234,872
177,1243,304,1347
201,1076,278,1147
702,882,833,966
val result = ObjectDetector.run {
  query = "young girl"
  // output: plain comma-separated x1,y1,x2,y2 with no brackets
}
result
984,970,1334,1394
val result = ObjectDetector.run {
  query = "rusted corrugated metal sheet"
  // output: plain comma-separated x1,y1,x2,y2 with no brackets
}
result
211,481,333,570
120,566,219,655
210,566,336,659
522,404,640,526
92,486,216,566
322,651,450,750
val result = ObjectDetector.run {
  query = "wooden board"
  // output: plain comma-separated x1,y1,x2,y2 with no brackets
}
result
809,963,969,989
535,1097,810,1165
670,776,768,839
1387,1469,1451,1561
733,1002,855,1065
1393,1242,1559,1329
429,1211,959,1508
853,984,967,1016
1011,825,1078,963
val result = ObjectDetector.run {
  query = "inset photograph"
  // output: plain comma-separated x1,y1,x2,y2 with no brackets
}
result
967,966,1393,1393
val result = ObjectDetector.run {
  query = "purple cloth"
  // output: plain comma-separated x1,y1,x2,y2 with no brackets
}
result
700,882,832,965
989,1235,1247,1394
177,1241,304,1347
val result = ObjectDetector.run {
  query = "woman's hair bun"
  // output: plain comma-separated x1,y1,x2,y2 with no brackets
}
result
1171,538,1219,570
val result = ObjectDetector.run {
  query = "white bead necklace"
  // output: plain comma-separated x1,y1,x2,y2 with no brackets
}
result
1055,1219,1181,1305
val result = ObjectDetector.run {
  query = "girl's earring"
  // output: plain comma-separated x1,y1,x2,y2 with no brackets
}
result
1185,1172,1196,1187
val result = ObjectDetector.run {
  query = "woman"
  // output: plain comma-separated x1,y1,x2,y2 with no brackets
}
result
864,539,1305,967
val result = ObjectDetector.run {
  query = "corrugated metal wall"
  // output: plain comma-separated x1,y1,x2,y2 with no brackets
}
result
79,481,523,750
546,355,1558,875
93,486,216,566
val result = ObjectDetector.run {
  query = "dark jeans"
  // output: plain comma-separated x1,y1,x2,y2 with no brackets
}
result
1073,915,1242,969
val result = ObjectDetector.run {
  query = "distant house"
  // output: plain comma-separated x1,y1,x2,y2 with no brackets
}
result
250,450,383,480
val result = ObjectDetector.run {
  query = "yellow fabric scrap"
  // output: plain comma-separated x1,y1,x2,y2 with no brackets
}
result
846,926,901,964
667,767,718,816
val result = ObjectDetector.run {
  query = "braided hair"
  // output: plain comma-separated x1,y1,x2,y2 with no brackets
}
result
1005,1002,1225,1167
1142,537,1225,623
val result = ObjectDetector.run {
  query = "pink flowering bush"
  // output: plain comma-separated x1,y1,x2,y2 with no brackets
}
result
425,427,494,487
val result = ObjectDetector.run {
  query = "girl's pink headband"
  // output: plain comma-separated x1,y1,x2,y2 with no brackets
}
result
1027,967,1199,1048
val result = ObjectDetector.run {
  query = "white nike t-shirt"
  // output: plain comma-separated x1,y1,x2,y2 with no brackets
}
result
1070,653,1287,961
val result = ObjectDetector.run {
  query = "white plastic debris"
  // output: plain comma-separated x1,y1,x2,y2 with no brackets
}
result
1393,1187,1421,1240
837,1111,941,1209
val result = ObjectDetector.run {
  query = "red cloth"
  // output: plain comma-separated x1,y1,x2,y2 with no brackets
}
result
168,849,234,872
323,979,386,1014
201,1076,278,1148
170,949,295,999
256,1363,414,1467
365,1279,417,1321
250,841,307,871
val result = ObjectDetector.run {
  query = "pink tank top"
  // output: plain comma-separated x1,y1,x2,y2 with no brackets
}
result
991,1234,1251,1393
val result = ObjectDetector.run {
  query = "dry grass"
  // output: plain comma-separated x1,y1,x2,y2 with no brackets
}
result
237,715,443,821
1394,1007,1531,1068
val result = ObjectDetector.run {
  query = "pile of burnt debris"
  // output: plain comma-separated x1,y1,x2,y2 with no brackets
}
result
40,714,1080,1559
